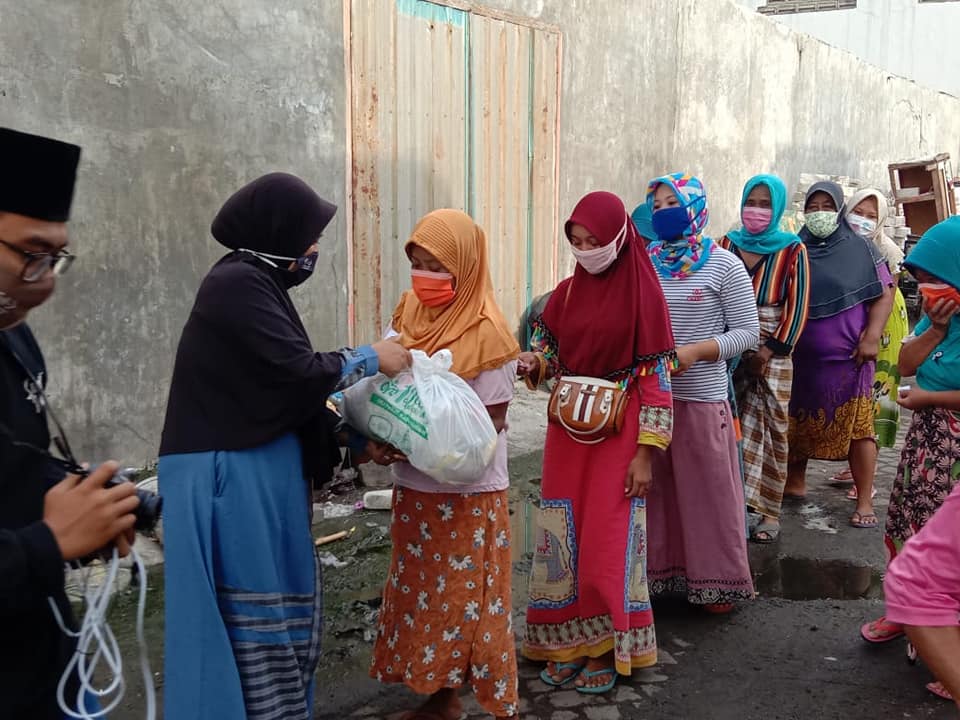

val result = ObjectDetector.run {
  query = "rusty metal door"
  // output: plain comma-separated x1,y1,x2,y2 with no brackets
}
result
346,0,561,344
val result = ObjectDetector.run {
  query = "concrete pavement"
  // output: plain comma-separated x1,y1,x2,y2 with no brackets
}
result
316,403,957,720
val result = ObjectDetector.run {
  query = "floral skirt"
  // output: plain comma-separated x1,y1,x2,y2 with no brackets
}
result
370,487,518,717
885,406,960,560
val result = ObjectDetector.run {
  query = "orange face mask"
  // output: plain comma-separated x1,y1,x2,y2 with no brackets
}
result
411,269,456,307
919,282,960,307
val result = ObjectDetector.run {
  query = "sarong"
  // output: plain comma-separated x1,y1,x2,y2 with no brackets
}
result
885,406,960,560
371,487,519,717
523,387,660,676
736,306,792,519
647,400,755,604
789,306,876,462
160,433,322,720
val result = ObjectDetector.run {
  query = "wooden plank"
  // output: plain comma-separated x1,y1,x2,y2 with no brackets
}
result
888,167,900,207
898,192,937,204
888,153,951,171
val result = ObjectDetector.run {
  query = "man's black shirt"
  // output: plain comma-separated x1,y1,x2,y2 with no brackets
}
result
0,324,78,719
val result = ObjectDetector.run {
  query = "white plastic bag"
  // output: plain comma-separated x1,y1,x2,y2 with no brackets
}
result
340,349,498,485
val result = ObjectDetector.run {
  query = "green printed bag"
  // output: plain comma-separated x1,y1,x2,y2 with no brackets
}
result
341,349,498,484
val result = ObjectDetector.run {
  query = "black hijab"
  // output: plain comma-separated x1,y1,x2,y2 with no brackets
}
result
799,181,884,319
160,173,343,486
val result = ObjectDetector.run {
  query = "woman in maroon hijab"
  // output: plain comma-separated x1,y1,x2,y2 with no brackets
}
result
518,191,677,695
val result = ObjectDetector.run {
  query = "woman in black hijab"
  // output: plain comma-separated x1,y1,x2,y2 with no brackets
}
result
785,181,894,529
159,173,409,720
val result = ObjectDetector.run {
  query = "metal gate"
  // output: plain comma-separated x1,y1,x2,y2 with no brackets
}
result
345,0,562,343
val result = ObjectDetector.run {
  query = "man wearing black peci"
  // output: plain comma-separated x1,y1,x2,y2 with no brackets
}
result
0,127,140,718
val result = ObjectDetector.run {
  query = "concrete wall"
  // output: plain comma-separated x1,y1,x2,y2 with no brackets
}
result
465,0,960,246
736,0,960,98
0,1,349,464
3,0,960,463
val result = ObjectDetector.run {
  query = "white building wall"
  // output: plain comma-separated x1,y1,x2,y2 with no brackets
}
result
736,0,960,97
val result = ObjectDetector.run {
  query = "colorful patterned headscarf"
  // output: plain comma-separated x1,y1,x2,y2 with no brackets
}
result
645,172,713,279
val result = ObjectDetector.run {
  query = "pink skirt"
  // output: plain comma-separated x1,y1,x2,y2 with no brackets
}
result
647,399,754,604
885,482,960,627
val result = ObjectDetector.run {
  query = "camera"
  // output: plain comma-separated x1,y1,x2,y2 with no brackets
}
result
101,468,163,533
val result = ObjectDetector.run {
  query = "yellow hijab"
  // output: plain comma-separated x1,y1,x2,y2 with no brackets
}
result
391,209,520,380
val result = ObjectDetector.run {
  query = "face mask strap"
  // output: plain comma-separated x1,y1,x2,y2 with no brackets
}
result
412,268,454,280
237,248,291,269
611,216,629,253
685,195,705,214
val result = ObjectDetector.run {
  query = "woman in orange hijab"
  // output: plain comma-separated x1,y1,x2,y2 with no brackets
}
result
369,209,521,720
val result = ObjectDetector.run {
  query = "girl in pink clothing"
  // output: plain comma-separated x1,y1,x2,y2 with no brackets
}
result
885,483,960,710
879,216,960,703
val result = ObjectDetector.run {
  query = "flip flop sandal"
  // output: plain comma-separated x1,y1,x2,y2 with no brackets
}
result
849,511,879,529
540,662,585,687
704,603,735,614
575,668,618,695
831,468,855,484
859,617,905,643
846,486,878,501
750,521,781,544
926,681,954,701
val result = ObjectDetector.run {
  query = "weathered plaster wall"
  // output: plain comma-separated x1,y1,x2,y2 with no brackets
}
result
0,1,348,463
483,0,960,237
3,0,960,463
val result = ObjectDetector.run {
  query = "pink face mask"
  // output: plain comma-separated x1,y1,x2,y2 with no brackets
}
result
742,207,773,235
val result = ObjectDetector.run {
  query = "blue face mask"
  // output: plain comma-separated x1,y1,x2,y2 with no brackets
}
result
652,206,691,241
652,196,703,241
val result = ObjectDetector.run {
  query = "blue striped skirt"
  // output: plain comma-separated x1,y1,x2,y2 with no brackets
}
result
159,433,322,720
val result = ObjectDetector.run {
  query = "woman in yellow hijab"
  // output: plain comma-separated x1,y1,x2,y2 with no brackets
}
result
369,209,521,720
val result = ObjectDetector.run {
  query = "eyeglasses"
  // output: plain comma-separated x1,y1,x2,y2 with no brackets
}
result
0,239,75,282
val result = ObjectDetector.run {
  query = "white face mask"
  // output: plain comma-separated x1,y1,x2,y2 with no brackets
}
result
847,214,877,238
571,219,628,275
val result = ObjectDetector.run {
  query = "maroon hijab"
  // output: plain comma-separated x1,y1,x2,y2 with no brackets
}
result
539,191,676,380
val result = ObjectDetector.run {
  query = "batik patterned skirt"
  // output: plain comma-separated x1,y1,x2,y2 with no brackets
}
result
370,487,519,717
789,309,876,462
885,406,960,560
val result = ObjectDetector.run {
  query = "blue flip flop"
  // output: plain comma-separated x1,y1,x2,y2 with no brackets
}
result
575,667,617,695
539,662,585,687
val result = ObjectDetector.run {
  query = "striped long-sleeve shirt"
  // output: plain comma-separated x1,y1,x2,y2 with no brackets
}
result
657,246,760,402
718,236,810,356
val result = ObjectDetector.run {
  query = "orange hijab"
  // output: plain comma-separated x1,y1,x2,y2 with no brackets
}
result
391,209,520,380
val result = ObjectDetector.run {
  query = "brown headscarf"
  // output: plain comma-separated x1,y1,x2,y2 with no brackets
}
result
390,209,520,380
